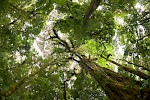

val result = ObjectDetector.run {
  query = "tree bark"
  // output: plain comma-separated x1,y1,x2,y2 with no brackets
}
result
84,0,102,23
78,58,149,100
52,29,150,99
106,58,150,80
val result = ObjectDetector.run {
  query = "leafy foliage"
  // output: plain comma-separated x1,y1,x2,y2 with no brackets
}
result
0,0,150,100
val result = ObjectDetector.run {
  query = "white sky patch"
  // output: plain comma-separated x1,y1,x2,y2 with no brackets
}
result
113,44,125,72
33,40,43,56
114,16,125,26
33,4,66,57
112,30,125,72
134,2,145,14
72,0,89,5
23,0,36,9
96,5,103,11
15,51,26,63
70,75,77,81
70,61,77,70
113,31,125,57
15,52,21,62
137,25,145,35
118,45,125,56
72,0,78,2
118,18,124,25
28,69,32,75
112,30,118,40
22,22,32,31
57,31,68,40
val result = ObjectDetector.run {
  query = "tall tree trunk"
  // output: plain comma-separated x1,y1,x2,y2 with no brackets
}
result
52,28,150,99
79,58,148,100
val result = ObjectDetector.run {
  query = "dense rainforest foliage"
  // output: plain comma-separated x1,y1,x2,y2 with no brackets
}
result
0,0,150,100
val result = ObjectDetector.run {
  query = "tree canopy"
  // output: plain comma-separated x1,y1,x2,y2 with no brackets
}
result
0,0,150,100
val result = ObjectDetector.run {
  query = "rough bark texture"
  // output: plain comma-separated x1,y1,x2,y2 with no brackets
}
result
52,28,150,99
79,57,150,100
106,58,150,80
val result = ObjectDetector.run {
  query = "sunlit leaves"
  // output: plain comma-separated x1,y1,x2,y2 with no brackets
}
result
0,0,54,98
84,39,97,55
97,58,107,67
0,0,150,99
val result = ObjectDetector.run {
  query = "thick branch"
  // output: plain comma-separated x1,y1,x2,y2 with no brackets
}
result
53,29,71,51
84,0,102,23
79,58,141,100
119,59,150,71
105,58,150,80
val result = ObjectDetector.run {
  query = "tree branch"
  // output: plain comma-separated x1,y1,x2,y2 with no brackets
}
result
53,29,71,51
84,0,102,23
101,56,150,80
118,59,150,71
